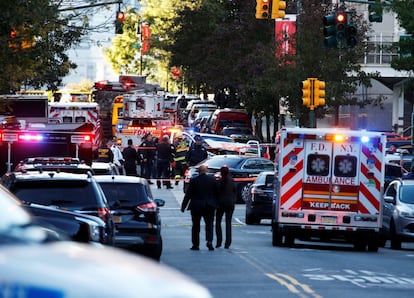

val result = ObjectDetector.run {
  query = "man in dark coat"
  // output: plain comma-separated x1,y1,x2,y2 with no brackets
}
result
186,135,207,167
139,133,156,184
181,164,218,251
122,139,138,176
156,135,175,189
94,139,114,163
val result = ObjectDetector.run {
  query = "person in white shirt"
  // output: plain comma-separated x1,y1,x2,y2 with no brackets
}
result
109,138,125,175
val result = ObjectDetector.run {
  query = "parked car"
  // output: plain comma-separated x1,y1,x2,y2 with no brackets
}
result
24,203,106,244
245,171,275,225
94,175,165,260
184,155,274,202
205,109,251,134
221,126,259,143
384,162,405,189
0,185,212,298
2,171,115,245
14,156,94,174
382,178,414,249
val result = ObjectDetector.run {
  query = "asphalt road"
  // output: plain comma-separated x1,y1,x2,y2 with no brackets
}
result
153,183,414,298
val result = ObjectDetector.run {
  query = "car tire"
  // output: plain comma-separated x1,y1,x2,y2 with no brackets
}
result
245,214,259,225
390,221,402,250
272,223,283,246
142,237,163,261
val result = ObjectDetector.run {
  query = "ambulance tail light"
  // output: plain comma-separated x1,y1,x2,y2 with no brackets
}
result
82,134,92,142
281,211,304,218
354,215,378,222
18,133,44,142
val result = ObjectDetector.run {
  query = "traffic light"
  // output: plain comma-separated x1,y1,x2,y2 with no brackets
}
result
346,22,358,48
323,14,336,48
115,11,125,34
256,0,271,19
335,12,346,41
314,80,326,107
368,0,383,23
271,0,286,19
302,79,311,108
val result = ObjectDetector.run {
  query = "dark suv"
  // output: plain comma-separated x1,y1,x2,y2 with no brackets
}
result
2,171,114,245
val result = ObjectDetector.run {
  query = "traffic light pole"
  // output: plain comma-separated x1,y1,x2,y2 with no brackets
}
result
309,78,316,128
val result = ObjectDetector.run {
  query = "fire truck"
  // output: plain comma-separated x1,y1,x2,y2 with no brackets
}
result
114,87,173,147
272,127,386,252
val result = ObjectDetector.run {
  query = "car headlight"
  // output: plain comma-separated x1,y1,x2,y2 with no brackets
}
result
397,206,414,218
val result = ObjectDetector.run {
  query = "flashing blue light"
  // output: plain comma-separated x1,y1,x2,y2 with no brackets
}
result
116,124,123,129
361,136,370,143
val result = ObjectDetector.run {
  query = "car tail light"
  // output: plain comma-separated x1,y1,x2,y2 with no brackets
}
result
98,207,111,223
136,201,157,212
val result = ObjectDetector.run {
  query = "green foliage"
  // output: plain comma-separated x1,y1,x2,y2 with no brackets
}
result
390,0,414,72
0,1,86,93
104,0,384,127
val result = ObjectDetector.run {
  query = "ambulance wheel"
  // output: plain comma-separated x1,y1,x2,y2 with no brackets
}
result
353,238,367,251
367,234,380,252
284,233,295,247
272,224,283,246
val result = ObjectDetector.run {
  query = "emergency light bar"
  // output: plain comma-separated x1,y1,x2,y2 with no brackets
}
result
18,133,43,141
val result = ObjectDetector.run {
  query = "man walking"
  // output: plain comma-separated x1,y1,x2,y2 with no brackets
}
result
139,133,156,184
156,135,175,189
181,164,218,251
109,137,125,175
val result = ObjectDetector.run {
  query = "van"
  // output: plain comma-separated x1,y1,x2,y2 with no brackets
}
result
206,109,251,134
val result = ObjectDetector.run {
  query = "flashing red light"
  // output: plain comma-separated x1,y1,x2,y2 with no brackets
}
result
116,11,125,22
83,135,92,142
114,96,123,103
18,134,43,141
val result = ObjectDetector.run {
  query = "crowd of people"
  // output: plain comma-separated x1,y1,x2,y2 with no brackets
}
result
92,132,208,190
94,133,237,250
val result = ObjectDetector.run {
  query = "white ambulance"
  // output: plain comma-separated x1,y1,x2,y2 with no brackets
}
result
272,127,386,252
48,102,99,125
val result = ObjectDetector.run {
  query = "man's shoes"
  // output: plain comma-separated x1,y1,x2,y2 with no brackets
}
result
224,245,230,249
207,243,214,251
166,185,173,189
148,181,154,185
157,185,161,189
175,181,179,185
215,244,221,248
190,246,199,251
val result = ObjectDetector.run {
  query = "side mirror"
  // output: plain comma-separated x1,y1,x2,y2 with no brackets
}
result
383,196,395,204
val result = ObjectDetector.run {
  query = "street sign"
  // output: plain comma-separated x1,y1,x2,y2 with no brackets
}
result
2,133,18,142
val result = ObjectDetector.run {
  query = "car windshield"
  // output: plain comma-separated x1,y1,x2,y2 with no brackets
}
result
11,181,98,209
200,135,234,143
99,183,149,207
400,185,414,204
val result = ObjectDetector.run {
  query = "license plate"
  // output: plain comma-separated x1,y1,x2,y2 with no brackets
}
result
321,216,337,224
113,215,122,223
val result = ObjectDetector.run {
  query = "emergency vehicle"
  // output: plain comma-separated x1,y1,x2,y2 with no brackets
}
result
114,87,173,147
272,127,386,252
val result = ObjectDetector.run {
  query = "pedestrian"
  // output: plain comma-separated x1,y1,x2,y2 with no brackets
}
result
139,133,156,184
215,165,237,249
156,135,175,189
122,139,138,176
109,137,125,175
94,139,114,163
172,133,189,185
186,135,208,167
181,164,219,251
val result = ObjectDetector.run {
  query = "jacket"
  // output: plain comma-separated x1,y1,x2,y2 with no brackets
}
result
217,177,237,209
181,173,218,212
186,144,207,166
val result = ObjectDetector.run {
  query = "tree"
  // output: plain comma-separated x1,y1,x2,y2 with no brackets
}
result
0,1,89,93
390,0,414,72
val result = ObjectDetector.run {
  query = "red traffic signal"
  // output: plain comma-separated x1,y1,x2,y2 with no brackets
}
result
116,11,125,22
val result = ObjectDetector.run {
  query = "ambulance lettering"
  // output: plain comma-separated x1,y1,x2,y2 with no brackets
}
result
310,142,327,152
308,202,351,210
339,144,356,153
